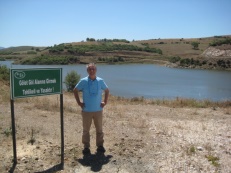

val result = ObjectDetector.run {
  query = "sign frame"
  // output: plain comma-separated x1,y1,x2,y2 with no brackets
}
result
10,68,62,99
9,68,64,172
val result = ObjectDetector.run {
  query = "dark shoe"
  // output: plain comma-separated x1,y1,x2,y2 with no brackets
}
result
82,148,90,155
97,146,106,153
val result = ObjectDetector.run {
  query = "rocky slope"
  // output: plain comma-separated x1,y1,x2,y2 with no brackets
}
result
202,46,231,58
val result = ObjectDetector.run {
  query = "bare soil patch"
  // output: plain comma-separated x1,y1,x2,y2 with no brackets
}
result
0,93,231,173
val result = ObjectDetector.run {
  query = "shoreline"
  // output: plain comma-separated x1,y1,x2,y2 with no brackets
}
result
1,59,231,71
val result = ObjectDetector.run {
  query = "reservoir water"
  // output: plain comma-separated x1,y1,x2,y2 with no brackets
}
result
1,61,231,101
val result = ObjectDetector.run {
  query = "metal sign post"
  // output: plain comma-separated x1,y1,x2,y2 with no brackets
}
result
10,99,17,164
10,68,64,170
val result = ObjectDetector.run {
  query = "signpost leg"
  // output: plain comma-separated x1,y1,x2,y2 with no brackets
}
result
10,99,17,164
60,94,64,169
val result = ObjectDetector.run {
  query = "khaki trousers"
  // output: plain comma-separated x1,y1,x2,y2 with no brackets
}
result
81,111,104,148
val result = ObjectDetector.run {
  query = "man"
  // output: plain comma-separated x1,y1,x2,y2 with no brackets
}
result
73,63,109,154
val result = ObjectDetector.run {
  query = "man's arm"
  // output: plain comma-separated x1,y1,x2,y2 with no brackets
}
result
101,88,109,107
73,88,85,109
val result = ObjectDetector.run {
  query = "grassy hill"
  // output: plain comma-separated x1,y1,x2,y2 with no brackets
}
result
0,46,46,52
0,36,231,70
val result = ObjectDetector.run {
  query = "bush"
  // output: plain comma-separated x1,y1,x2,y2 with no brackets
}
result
0,51,12,55
64,71,80,92
27,51,37,54
169,56,181,63
191,42,200,49
180,58,191,65
0,65,10,81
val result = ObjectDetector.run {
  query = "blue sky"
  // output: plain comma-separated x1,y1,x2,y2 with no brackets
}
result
1,0,231,47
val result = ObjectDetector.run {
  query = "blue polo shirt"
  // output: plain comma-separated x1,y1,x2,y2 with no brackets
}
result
75,76,108,112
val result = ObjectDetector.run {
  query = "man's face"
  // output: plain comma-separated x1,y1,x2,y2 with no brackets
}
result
87,66,97,76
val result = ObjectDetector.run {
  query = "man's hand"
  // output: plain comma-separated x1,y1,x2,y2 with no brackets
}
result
78,102,85,109
101,88,109,108
100,101,106,108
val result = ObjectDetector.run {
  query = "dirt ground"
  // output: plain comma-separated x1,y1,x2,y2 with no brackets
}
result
0,93,230,173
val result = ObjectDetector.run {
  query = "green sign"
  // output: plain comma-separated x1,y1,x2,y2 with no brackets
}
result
11,68,62,99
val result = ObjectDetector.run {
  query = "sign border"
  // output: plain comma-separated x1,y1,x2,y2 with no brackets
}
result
10,68,62,99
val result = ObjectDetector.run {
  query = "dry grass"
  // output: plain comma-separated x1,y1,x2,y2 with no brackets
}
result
0,80,10,102
109,95,231,108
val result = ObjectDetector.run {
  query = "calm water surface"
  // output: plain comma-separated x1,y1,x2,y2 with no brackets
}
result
1,61,231,101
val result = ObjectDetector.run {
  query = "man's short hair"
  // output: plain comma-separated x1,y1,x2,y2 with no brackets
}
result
86,63,96,69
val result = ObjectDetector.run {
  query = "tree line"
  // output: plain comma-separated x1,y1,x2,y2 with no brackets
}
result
48,43,163,55
86,38,130,43
21,55,79,65
209,38,231,46
169,56,231,69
